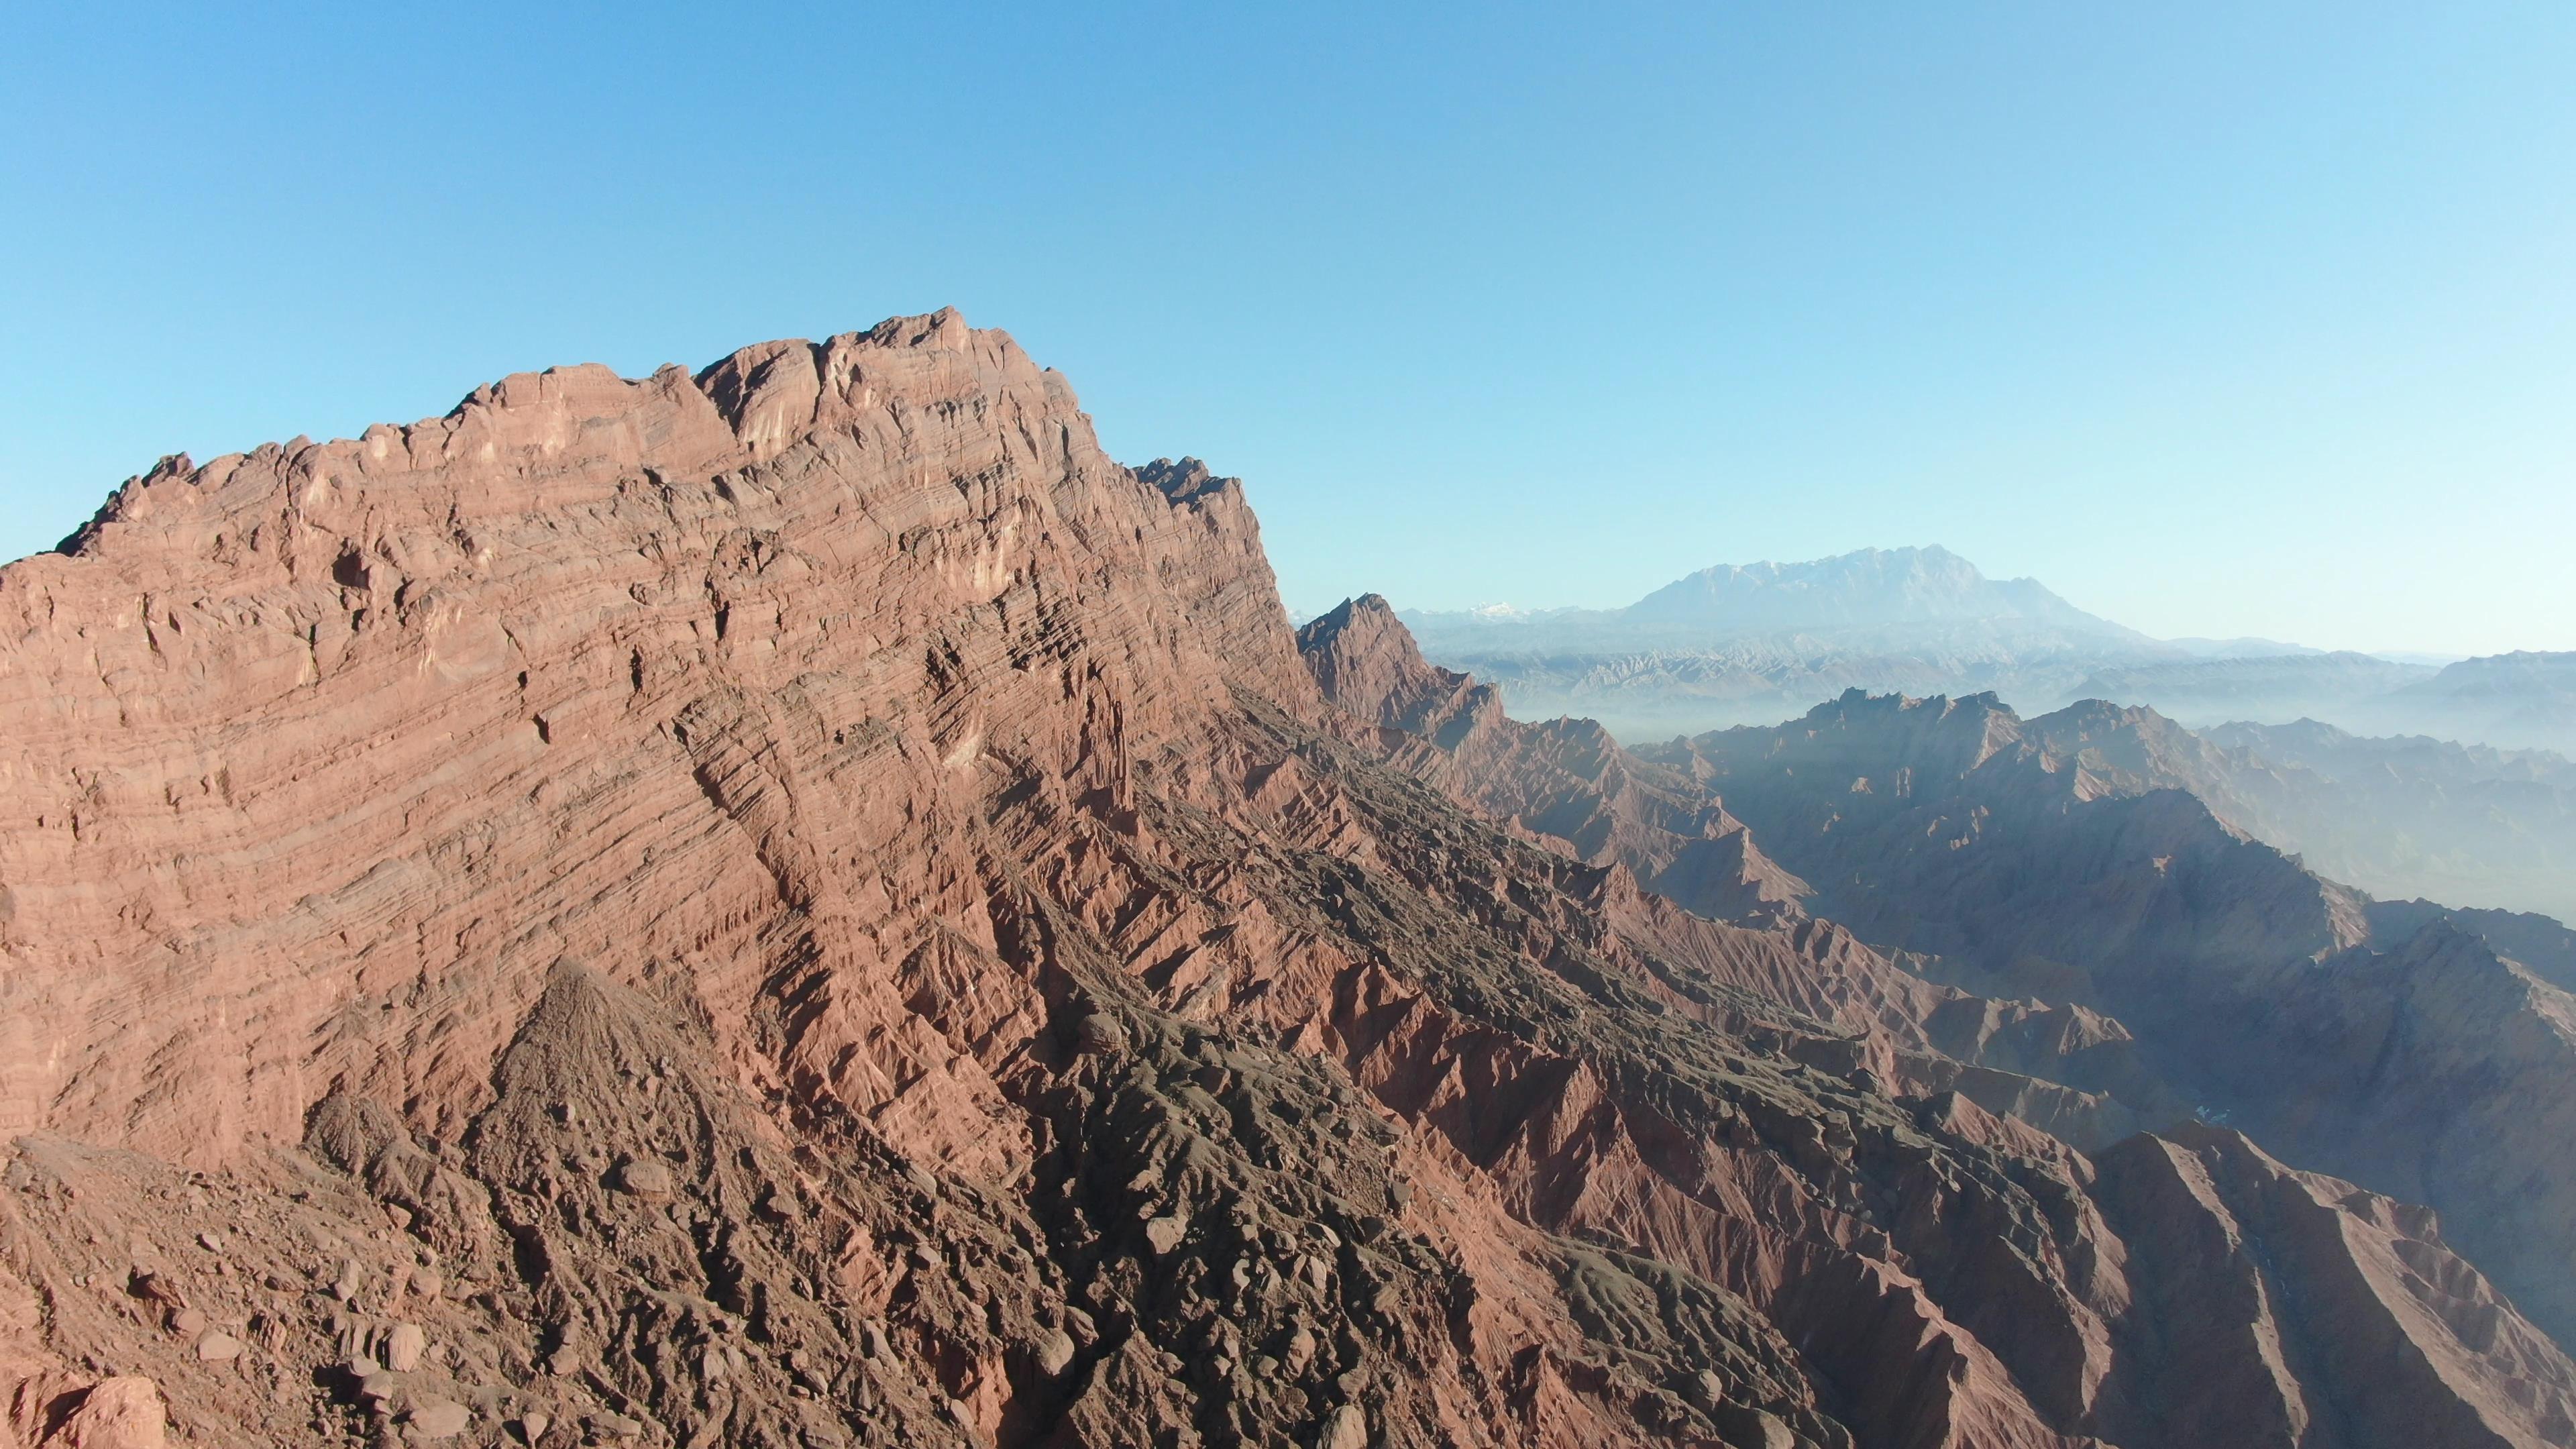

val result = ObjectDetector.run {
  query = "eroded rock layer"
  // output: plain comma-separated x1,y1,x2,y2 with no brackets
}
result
1,315,2568,1449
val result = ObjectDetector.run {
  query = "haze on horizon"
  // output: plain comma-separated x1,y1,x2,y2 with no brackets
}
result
3,4,2571,657
1291,543,2472,661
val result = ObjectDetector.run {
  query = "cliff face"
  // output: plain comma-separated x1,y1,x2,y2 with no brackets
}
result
1,317,2571,1449
0,313,1305,1164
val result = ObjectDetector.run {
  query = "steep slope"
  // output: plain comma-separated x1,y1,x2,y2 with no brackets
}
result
1,317,2569,1449
1641,691,2576,1346
1297,596,1813,926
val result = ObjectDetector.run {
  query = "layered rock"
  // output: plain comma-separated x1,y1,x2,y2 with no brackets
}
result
1,315,2568,1448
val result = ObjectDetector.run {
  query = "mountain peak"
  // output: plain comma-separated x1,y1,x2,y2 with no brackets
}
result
1619,545,2138,638
1295,594,1489,737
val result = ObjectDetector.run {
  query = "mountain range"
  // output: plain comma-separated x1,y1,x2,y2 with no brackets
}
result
1393,547,2571,753
2192,718,2576,921
2,315,2572,1449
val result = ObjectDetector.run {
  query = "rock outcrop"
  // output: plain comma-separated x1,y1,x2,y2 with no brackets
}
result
1,315,2569,1448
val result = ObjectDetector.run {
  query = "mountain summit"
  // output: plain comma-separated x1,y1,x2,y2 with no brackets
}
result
1622,545,2142,637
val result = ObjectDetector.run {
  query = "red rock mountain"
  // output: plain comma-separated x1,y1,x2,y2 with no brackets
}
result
1,315,2569,1449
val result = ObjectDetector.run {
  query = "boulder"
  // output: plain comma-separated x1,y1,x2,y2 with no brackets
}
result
1073,1012,1126,1055
404,1399,470,1440
384,1322,427,1373
1318,1403,1368,1449
614,1159,675,1201
57,1378,168,1449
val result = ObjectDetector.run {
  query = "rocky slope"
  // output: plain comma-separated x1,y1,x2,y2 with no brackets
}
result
1,315,2571,1449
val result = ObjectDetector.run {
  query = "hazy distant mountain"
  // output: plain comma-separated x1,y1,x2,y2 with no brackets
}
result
2364,651,2576,753
1975,702,2576,921
1403,546,2187,739
2204,716,2576,793
1400,548,2566,753
2075,653,2576,755
1403,544,2144,643
2163,635,2328,658
2068,652,2439,727
1617,544,2148,636
2047,709,2576,922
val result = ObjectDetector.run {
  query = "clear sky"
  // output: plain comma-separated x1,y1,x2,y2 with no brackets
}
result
5,4,2571,655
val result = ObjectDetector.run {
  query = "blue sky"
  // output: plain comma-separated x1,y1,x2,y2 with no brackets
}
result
4,3,2571,654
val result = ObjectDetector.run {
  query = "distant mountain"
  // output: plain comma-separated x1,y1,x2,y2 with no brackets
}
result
1403,544,2145,642
2164,635,2327,658
1399,549,2566,754
2038,709,2576,922
2366,651,2576,753
2204,716,2576,792
2068,652,2439,727
1618,544,2148,637
2402,649,2576,700
2213,720,2576,922
1403,546,2186,739
2071,653,2576,755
